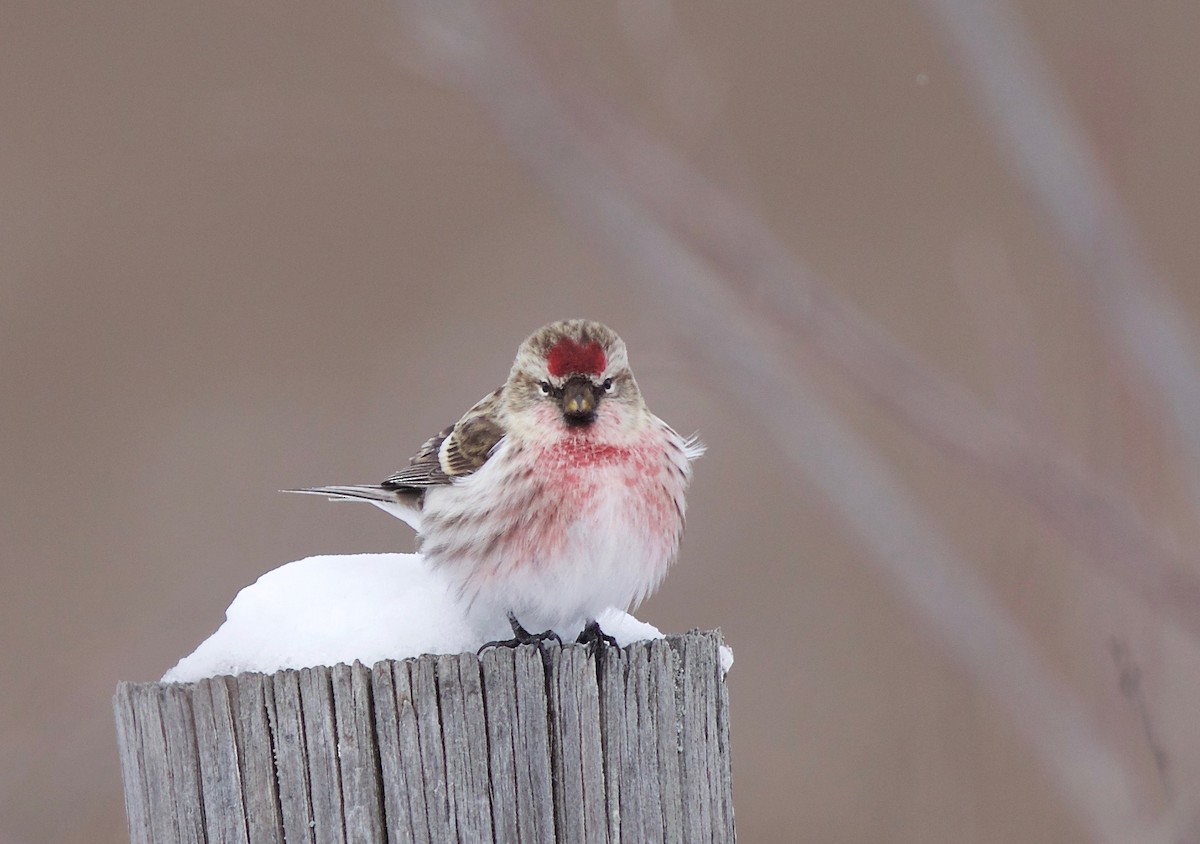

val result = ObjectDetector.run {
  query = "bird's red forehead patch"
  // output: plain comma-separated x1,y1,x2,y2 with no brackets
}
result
547,338,606,378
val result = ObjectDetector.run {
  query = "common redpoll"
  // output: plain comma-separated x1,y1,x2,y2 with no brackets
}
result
290,319,703,647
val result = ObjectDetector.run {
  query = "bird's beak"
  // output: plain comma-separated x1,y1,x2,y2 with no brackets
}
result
561,378,597,424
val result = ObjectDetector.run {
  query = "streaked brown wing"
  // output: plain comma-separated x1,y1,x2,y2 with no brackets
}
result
381,388,505,491
380,426,454,489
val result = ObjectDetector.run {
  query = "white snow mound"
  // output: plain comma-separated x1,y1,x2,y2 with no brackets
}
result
163,553,664,683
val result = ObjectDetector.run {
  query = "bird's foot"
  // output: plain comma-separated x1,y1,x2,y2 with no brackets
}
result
575,620,620,653
478,613,563,653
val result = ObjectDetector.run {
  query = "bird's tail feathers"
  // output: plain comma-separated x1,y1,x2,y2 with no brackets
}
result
283,485,398,503
283,485,423,532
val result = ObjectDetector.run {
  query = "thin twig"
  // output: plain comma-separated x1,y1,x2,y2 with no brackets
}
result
1109,638,1171,799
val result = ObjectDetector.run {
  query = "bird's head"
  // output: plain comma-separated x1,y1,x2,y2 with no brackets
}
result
505,319,645,434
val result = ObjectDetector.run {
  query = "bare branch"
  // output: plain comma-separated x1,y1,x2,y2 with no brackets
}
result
915,0,1200,510
549,66,1200,650
396,2,1164,839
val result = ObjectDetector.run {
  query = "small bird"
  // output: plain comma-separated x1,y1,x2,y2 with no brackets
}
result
290,319,703,649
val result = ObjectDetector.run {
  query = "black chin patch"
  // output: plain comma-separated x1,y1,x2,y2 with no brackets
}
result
563,412,596,427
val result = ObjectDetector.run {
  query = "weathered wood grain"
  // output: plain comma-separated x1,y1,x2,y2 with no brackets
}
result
511,646,556,843
114,631,735,843
159,684,204,843
190,677,249,844
332,662,387,843
234,674,285,842
372,661,430,844
435,652,495,840
478,647,520,842
300,667,344,843
269,670,316,843
595,645,626,841
407,657,455,841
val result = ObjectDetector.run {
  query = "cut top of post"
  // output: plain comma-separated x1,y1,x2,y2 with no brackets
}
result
114,630,735,843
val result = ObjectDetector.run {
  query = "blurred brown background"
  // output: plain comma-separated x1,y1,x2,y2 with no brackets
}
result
4,1,1200,841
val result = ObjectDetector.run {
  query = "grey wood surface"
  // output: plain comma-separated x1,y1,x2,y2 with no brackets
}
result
114,631,734,843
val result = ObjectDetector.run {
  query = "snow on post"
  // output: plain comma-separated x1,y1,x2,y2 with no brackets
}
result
113,632,735,843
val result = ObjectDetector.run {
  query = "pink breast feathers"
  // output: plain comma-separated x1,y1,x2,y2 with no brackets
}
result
547,338,606,378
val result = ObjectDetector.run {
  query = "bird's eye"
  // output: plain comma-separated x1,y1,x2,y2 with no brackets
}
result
602,378,614,393
539,381,553,396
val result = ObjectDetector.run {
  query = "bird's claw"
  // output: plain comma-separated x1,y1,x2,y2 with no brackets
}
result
478,614,562,653
477,629,561,653
575,620,619,654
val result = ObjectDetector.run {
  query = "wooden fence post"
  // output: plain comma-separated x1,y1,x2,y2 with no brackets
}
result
114,630,735,843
